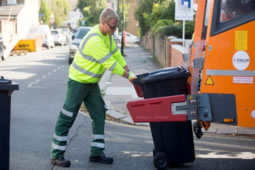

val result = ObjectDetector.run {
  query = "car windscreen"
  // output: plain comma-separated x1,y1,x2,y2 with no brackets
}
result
75,28,90,39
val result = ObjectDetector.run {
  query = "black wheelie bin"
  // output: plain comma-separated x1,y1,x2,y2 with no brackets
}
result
134,67,195,169
0,77,19,170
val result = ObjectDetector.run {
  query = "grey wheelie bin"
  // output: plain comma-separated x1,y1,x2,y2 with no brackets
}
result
0,76,19,170
133,67,195,169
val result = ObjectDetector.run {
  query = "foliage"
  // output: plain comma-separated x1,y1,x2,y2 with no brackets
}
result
136,0,194,38
77,0,106,26
151,19,173,35
117,0,129,32
184,21,194,39
52,0,71,26
135,0,158,36
39,0,51,24
159,25,182,39
158,21,194,39
150,1,175,25
135,0,175,36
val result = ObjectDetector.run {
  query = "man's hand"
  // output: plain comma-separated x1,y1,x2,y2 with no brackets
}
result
124,65,130,72
128,71,137,81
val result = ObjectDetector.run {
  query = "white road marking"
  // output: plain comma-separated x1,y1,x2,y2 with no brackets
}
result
27,64,66,88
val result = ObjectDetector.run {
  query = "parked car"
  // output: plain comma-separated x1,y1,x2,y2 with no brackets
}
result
117,32,140,44
28,25,54,49
0,35,5,60
51,29,67,46
60,27,72,45
69,26,92,64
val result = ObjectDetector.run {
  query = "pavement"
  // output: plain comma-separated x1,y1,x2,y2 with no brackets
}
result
99,44,255,137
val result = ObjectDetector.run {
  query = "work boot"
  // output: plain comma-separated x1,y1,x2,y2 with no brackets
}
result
89,152,113,164
50,157,71,167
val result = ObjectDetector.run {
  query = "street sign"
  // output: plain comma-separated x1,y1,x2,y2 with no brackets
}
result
175,0,194,21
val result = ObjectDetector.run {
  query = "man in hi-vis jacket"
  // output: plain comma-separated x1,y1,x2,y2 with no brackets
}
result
50,8,136,167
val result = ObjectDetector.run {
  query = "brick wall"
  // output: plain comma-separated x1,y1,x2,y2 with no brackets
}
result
141,34,153,54
171,45,184,67
167,39,172,66
141,35,190,68
167,39,183,67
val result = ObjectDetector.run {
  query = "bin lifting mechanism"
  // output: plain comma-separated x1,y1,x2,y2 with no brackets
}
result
127,94,213,139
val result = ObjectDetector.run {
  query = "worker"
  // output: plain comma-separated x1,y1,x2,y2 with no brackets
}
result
220,0,255,23
50,8,137,167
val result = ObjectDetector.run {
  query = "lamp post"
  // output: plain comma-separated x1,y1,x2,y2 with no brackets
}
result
120,0,125,56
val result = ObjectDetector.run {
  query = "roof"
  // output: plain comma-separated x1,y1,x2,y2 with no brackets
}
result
0,5,24,18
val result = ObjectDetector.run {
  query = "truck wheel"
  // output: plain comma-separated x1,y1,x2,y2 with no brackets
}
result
154,152,168,170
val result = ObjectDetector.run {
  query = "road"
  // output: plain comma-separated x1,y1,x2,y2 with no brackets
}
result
0,46,255,170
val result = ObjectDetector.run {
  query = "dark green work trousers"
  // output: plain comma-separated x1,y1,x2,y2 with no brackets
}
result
51,79,106,159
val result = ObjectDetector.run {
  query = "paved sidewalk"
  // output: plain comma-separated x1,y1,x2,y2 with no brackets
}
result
99,44,255,136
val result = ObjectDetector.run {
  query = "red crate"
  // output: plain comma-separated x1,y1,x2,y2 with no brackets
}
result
127,94,187,122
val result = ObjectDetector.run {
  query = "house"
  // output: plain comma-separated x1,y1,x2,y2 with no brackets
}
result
125,0,140,36
106,0,139,36
0,0,39,58
67,0,78,10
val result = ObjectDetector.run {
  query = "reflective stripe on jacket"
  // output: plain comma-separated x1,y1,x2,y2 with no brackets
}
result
69,25,126,83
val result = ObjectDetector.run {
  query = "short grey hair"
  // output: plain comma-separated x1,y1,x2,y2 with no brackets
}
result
100,8,119,23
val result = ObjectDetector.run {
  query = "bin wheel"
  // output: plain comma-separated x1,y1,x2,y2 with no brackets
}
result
153,152,168,170
153,148,156,156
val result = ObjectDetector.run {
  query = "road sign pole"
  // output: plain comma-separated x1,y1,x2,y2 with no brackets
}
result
183,20,185,47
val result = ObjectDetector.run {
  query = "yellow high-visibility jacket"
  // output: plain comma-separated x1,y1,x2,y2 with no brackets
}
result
69,25,126,83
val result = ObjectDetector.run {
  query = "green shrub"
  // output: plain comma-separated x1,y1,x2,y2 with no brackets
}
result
136,0,175,36
151,19,173,35
158,21,194,39
158,25,182,39
135,0,194,38
184,21,194,39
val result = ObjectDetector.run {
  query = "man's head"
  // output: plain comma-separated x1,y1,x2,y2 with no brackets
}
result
99,8,119,35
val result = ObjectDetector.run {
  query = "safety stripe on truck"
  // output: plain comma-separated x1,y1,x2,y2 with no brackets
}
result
206,70,255,76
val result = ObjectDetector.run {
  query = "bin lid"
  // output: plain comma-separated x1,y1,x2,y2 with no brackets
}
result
149,67,180,75
0,76,19,91
133,72,149,85
139,67,190,84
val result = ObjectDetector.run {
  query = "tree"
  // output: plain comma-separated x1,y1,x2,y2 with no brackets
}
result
117,0,129,32
39,0,51,24
135,0,160,36
52,0,71,26
77,0,106,26
135,0,176,36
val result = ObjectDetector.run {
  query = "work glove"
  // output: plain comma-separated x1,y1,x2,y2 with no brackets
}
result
128,71,137,81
